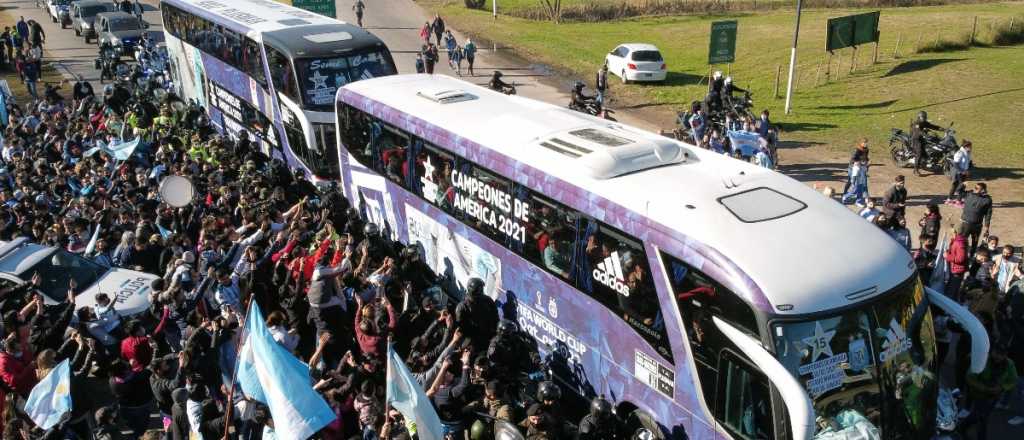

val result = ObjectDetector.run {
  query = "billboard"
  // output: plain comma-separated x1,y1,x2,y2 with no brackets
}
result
826,11,880,52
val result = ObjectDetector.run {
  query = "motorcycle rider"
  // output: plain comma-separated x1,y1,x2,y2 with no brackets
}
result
489,70,512,94
910,110,943,176
570,81,599,113
578,397,625,440
722,76,748,110
98,41,120,84
704,70,724,115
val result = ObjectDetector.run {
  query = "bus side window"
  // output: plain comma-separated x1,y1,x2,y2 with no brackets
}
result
659,250,765,420
718,352,775,440
372,122,410,185
265,45,298,102
518,191,578,281
338,104,371,168
412,142,457,214
242,37,266,86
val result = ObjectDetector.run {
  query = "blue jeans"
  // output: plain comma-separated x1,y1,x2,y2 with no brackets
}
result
26,80,37,99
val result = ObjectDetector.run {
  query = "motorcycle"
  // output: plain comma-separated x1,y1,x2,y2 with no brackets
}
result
889,123,959,172
569,98,614,120
490,82,517,95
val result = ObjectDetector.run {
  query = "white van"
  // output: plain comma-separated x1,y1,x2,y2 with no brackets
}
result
0,237,158,317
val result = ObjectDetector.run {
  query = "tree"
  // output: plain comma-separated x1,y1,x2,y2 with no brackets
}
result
539,0,562,23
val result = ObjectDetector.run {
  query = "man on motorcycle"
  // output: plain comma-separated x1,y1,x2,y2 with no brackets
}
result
722,76,748,110
571,81,598,112
489,71,512,94
98,41,121,84
704,71,724,116
911,110,943,176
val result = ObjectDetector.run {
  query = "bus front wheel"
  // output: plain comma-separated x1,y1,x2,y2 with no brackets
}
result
625,409,665,440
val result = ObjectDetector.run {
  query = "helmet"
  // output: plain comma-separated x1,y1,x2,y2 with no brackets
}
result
497,319,517,336
537,381,562,402
724,76,733,85
400,245,419,260
346,207,361,219
713,70,722,80
467,277,485,297
363,223,379,237
469,419,491,440
493,70,503,78
917,111,928,123
573,81,585,92
590,397,613,420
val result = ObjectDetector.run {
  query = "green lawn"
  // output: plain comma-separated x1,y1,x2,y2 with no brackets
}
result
430,1,1024,166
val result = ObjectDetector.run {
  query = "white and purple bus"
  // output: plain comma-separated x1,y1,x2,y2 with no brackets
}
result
159,0,396,184
334,75,989,439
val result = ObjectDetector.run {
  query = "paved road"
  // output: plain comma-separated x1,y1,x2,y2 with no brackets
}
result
6,0,165,86
331,0,657,130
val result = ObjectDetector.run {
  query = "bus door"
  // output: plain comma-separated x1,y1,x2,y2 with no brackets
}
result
657,250,814,440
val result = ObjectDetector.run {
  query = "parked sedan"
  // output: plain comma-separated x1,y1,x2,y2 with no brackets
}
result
73,0,115,43
604,43,667,83
46,0,74,28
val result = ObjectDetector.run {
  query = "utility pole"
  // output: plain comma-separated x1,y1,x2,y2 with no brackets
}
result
493,0,497,20
784,0,803,115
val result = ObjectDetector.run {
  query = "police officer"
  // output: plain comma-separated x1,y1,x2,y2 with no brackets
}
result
487,319,537,379
578,397,625,440
910,110,942,176
455,277,499,351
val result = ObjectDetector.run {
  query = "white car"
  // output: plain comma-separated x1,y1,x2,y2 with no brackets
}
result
47,0,74,29
0,237,158,317
604,43,667,83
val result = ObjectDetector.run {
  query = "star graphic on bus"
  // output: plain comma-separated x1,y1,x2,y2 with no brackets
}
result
310,71,328,89
422,156,436,182
802,321,836,361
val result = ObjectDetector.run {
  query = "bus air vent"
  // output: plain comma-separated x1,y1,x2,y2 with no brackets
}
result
416,89,478,104
574,135,687,179
279,19,311,26
303,32,353,43
717,187,807,223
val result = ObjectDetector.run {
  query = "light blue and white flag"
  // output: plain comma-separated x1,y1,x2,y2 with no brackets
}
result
84,225,102,255
236,302,335,440
25,359,71,430
929,232,949,292
84,136,142,161
727,130,763,157
386,344,444,440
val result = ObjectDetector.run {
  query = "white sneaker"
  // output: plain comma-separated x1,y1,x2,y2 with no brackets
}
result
1009,416,1024,425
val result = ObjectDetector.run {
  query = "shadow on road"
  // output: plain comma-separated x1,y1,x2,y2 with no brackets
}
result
882,58,965,77
777,162,847,182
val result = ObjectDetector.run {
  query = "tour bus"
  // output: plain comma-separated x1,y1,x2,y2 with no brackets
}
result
159,0,396,184
334,75,989,439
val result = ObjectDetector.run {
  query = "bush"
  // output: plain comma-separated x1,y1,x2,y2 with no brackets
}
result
989,17,1024,45
465,0,485,9
916,32,972,53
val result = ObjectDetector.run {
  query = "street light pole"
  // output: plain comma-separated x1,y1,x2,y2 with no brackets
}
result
784,0,803,114
493,0,497,20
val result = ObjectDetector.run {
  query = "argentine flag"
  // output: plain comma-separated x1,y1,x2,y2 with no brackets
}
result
386,345,444,440
25,359,71,430
929,232,948,292
236,302,335,440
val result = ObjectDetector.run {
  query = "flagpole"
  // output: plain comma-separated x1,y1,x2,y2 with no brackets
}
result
222,295,256,440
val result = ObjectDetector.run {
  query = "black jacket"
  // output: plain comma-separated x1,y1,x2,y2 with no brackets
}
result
961,191,993,227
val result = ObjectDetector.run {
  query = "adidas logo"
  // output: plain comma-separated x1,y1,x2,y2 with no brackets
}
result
879,318,912,363
593,252,631,297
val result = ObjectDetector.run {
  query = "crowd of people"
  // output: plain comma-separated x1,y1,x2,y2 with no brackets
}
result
831,137,1024,437
0,25,627,440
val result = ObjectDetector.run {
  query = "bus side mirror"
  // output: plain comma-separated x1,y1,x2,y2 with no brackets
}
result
924,286,989,373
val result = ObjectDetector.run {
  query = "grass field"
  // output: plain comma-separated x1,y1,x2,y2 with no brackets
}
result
0,12,65,105
429,1,1024,167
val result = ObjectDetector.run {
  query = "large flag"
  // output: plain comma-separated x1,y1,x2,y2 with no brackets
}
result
929,232,949,292
386,344,444,440
236,302,335,440
84,136,142,161
84,225,102,255
25,359,71,430
726,130,764,157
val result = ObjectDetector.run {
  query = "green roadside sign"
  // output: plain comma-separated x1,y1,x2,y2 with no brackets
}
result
293,0,337,18
826,11,880,52
708,20,738,65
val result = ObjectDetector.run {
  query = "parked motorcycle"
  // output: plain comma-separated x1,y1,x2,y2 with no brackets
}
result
490,82,517,95
568,98,613,120
889,123,959,172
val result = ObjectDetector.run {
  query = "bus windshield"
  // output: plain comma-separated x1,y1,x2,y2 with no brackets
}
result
772,277,937,439
295,50,395,111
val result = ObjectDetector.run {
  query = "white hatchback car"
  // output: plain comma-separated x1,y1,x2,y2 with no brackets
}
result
605,43,667,83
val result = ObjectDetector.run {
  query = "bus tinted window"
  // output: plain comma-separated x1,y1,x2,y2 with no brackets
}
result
161,4,266,87
266,45,299,101
583,222,671,361
524,194,578,281
413,143,456,213
453,163,516,246
296,50,396,110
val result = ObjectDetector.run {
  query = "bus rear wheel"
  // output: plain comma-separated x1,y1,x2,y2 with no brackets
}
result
625,409,665,440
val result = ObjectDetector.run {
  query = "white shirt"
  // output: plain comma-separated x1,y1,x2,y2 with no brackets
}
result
186,399,205,440
952,147,971,173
